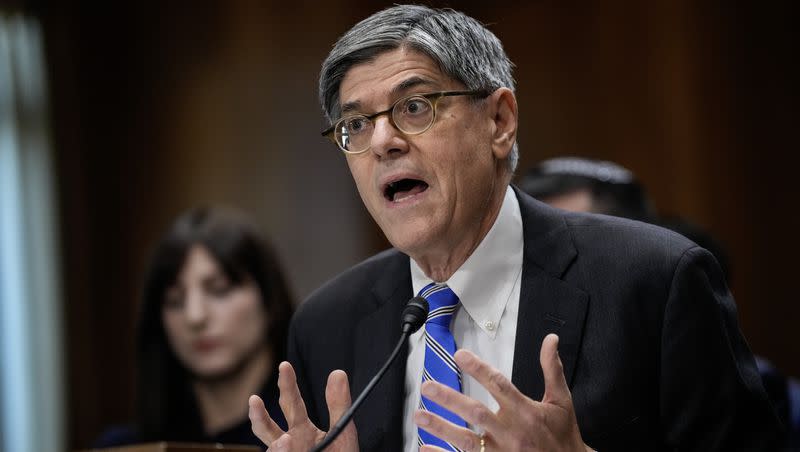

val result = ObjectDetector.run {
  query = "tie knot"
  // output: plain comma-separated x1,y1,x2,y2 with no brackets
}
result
418,283,459,326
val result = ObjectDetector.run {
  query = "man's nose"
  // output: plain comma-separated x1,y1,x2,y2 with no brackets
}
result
369,115,409,159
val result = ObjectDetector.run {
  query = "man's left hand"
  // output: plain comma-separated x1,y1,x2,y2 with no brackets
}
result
414,333,592,452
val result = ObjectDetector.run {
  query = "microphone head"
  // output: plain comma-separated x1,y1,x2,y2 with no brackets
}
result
401,296,429,334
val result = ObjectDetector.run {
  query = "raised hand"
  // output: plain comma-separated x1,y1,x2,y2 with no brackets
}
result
249,361,359,452
414,334,591,452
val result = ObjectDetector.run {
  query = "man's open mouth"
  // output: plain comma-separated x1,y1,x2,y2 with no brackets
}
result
384,179,429,202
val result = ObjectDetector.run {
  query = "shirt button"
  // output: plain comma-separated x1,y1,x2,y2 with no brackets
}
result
484,320,495,331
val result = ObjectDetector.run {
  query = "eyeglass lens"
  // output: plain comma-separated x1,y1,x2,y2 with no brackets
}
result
335,95,436,152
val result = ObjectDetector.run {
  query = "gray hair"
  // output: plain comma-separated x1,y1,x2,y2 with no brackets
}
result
319,5,519,173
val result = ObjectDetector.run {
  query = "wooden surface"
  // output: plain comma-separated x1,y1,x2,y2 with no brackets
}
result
80,442,260,452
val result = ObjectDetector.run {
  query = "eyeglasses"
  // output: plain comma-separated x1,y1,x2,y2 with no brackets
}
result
321,89,491,154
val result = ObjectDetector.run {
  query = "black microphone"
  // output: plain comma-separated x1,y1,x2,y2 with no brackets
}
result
310,296,429,451
400,296,429,334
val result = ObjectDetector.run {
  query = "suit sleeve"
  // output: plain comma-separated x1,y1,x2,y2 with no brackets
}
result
659,246,782,450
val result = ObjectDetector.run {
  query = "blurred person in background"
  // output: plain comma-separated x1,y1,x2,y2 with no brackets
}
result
95,206,293,448
521,156,800,449
519,156,657,223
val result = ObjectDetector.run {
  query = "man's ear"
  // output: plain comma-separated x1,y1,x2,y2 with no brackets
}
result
488,87,518,160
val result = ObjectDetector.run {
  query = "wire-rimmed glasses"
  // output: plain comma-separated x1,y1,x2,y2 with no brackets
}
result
321,89,491,154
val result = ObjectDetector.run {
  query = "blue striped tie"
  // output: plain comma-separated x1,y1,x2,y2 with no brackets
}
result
417,283,467,450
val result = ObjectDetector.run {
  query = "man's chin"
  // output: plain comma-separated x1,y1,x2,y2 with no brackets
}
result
381,226,435,256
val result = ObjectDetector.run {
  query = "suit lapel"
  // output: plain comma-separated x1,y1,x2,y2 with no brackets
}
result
352,252,412,452
511,187,589,401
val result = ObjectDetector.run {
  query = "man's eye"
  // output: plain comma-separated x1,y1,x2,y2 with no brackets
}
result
402,98,431,116
345,117,369,134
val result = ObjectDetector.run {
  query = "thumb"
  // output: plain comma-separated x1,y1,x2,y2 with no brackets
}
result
540,333,572,407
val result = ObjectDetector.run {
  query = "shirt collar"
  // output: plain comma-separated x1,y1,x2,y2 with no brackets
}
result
411,186,523,338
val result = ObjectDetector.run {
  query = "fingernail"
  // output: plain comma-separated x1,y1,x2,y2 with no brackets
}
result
415,411,430,426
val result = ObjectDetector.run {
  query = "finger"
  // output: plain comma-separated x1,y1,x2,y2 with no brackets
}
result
540,333,572,407
248,394,285,445
454,349,525,408
420,380,503,433
276,361,310,427
415,409,483,452
325,370,353,428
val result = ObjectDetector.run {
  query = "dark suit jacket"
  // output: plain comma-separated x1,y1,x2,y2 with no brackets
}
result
288,187,781,451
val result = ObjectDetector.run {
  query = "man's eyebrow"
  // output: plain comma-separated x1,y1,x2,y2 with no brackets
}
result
390,76,435,97
340,100,361,116
339,76,437,116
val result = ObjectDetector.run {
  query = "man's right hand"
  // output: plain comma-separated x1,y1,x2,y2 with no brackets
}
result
249,361,359,452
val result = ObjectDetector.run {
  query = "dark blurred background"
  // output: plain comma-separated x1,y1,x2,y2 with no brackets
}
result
2,0,797,449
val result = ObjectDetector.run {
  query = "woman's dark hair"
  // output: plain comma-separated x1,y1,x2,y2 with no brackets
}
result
135,206,293,441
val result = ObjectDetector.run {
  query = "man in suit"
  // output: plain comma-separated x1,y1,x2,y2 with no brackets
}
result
248,5,781,451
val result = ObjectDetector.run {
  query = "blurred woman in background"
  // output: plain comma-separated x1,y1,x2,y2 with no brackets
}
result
96,206,292,447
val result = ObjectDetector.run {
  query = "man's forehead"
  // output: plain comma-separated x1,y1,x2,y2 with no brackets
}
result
338,48,452,109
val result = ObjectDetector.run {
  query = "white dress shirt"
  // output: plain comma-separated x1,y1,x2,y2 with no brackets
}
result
402,186,524,451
